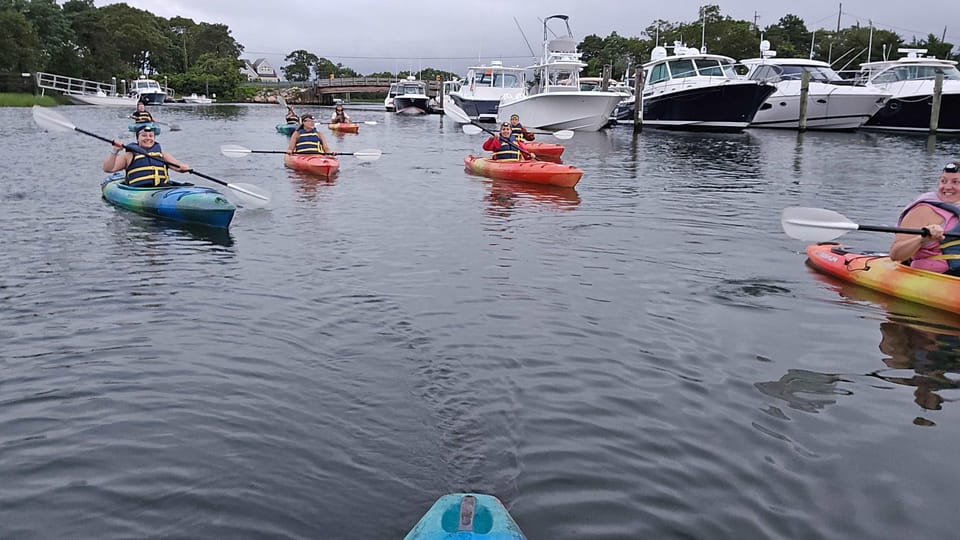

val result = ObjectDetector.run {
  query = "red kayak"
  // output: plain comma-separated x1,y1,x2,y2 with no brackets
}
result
328,122,359,133
525,142,564,160
464,155,583,188
284,153,340,177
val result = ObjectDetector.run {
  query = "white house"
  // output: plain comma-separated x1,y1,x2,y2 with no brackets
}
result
241,58,279,82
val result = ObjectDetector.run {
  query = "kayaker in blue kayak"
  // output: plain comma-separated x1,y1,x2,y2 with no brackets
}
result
287,114,333,154
890,161,960,274
285,106,299,125
482,122,535,161
130,101,154,123
508,114,535,141
102,125,191,187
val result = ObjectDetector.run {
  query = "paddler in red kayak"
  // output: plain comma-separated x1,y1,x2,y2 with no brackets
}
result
890,161,960,275
508,114,535,141
482,122,536,161
102,124,190,186
330,105,351,124
287,114,333,155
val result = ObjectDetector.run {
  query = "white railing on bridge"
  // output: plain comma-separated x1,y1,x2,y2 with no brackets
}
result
36,71,117,96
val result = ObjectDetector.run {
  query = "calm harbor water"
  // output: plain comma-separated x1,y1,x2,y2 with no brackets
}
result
3,103,960,538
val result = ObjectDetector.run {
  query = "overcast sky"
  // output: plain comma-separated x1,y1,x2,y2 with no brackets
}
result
96,1,958,77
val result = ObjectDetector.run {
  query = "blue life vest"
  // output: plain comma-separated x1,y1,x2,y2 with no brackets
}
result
492,135,522,161
913,199,960,271
131,110,153,123
125,142,169,187
295,127,324,154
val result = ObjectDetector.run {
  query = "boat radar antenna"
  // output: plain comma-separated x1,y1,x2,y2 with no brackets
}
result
513,16,537,61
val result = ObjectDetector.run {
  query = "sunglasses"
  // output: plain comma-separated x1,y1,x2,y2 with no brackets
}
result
945,162,959,173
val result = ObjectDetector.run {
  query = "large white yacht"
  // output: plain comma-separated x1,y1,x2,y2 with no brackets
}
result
855,48,960,133
495,15,622,132
445,61,526,122
639,41,776,131
740,41,890,130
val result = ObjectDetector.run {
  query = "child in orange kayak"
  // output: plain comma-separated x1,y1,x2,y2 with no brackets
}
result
508,114,535,141
330,105,351,124
482,122,536,161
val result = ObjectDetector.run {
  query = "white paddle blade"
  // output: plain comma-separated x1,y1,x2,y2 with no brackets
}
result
461,124,483,135
443,102,471,124
278,95,287,109
229,183,271,208
781,207,858,242
362,121,378,125
220,144,253,158
353,149,382,162
552,130,574,140
32,105,76,133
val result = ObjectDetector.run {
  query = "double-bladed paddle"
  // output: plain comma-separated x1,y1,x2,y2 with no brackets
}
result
781,206,960,242
219,144,383,162
33,105,270,208
460,123,573,140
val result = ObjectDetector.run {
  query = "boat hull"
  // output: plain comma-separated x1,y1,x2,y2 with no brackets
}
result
497,91,622,132
66,93,139,106
642,81,776,132
394,96,431,115
464,155,582,188
100,173,235,228
750,83,888,130
863,85,960,133
283,153,340,177
806,243,960,315
404,493,526,540
328,122,359,133
128,122,161,134
451,94,501,121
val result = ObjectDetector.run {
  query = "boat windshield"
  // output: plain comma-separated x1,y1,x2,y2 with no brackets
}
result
749,64,843,83
694,59,738,78
871,64,960,83
400,84,425,94
476,72,521,88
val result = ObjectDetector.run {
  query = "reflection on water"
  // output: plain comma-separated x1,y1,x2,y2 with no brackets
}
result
287,170,337,202
874,320,960,419
105,208,236,249
807,266,960,422
755,369,852,413
484,179,580,217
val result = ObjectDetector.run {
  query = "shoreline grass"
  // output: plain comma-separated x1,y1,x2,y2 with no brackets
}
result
0,93,60,107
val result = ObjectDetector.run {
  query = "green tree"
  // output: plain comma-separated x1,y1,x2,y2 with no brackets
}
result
0,9,41,72
762,14,811,59
97,3,170,75
283,49,318,81
22,0,74,69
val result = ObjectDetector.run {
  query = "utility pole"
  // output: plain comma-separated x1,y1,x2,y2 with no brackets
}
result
836,3,842,33
753,11,759,33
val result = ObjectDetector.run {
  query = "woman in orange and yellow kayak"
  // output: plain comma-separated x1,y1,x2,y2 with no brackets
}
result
890,161,960,275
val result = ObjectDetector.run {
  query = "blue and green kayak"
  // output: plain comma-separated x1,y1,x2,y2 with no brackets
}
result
276,123,297,135
404,493,526,540
101,172,235,228
128,122,161,134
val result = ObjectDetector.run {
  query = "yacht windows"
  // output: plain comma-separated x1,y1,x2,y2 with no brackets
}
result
748,65,781,83
648,64,669,84
668,59,697,78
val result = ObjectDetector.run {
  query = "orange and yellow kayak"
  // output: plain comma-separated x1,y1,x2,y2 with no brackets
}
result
525,142,564,161
805,243,960,315
283,153,340,177
328,122,359,133
464,155,583,188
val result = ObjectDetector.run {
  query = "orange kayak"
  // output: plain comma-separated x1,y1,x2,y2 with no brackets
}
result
328,122,359,133
525,142,564,160
806,243,960,315
464,155,583,188
283,153,340,177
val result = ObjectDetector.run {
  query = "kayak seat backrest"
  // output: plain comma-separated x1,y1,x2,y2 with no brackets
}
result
439,496,494,533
